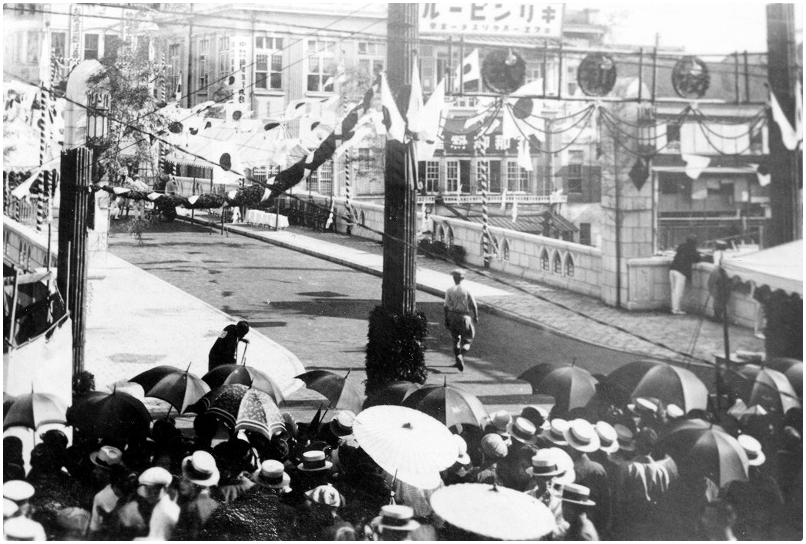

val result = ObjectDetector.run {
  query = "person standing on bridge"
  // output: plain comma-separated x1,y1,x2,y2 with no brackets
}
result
208,320,250,372
669,235,701,315
444,270,478,372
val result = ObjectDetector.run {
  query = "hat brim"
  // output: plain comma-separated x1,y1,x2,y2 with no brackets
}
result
181,459,220,487
329,420,353,438
297,460,333,472
371,516,421,532
541,432,568,447
526,467,564,477
561,497,596,506
253,469,291,489
89,452,118,470
599,441,620,454
747,452,766,467
618,442,636,452
510,434,537,446
562,429,600,453
456,453,471,465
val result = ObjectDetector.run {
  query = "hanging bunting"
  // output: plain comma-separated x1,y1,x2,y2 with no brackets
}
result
380,72,405,142
681,154,711,180
628,158,649,190
454,49,480,93
407,52,424,135
415,79,446,161
769,86,799,151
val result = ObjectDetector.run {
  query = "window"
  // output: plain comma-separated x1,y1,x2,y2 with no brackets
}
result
51,32,66,58
357,41,384,78
357,148,383,180
418,161,439,194
103,35,119,61
168,43,181,97
84,33,99,60
311,162,333,194
446,161,459,193
506,160,530,192
579,223,591,246
502,240,510,262
26,31,38,63
197,39,209,96
540,249,550,271
358,58,384,77
567,150,583,194
256,36,283,90
218,36,230,75
565,255,574,277
566,64,578,95
527,63,544,83
306,39,336,92
553,252,562,274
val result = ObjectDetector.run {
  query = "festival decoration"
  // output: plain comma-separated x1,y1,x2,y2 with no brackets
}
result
481,49,526,95
672,56,710,99
577,53,617,97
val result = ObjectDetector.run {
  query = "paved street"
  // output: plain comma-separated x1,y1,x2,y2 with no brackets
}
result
108,219,645,414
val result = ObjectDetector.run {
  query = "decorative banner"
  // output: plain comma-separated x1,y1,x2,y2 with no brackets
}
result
672,56,710,99
481,49,525,95
577,53,617,97
420,3,564,37
443,128,518,155
70,4,82,61
682,153,711,180
236,37,248,104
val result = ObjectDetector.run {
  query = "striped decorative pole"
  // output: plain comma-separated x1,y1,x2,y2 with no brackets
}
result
36,173,49,232
158,52,167,177
475,134,491,266
342,101,354,232
35,80,49,232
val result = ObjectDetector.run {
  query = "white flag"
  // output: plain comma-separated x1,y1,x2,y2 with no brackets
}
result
511,199,518,222
500,184,507,210
769,87,798,151
517,138,533,171
416,79,445,160
453,49,480,93
380,72,405,142
407,53,424,135
682,154,711,180
325,199,335,229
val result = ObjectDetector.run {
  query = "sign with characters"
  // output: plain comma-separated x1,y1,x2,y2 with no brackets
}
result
420,3,564,37
236,37,248,103
70,4,82,60
443,129,521,155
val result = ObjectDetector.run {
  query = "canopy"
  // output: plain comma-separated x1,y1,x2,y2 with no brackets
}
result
722,240,803,297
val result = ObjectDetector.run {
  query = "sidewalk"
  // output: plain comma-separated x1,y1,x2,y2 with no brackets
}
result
181,212,766,369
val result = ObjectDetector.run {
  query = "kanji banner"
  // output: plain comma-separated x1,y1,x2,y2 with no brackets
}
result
420,3,564,37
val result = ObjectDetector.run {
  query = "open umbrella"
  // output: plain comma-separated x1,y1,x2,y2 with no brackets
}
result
430,483,556,540
401,378,487,428
530,364,597,413
785,363,803,398
353,405,456,489
129,365,210,415
517,363,558,391
67,389,152,444
606,359,664,394
631,363,708,412
200,384,284,439
659,418,748,487
723,364,800,414
203,364,285,405
295,370,363,414
3,391,68,431
764,357,802,374
363,381,421,409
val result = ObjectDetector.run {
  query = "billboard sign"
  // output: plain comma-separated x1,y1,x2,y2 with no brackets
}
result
420,3,564,37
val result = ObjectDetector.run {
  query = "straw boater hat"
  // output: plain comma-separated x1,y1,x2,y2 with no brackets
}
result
297,450,333,472
737,434,766,466
3,498,18,519
563,419,601,453
3,481,34,503
666,404,685,419
89,446,123,470
560,483,596,506
181,451,220,487
526,449,565,478
521,406,550,430
3,516,41,541
480,433,508,461
595,421,620,454
137,466,173,497
628,397,660,417
541,418,570,447
253,460,291,489
305,483,346,508
453,434,471,465
372,504,421,533
509,417,538,445
613,424,636,452
548,447,576,485
330,411,356,437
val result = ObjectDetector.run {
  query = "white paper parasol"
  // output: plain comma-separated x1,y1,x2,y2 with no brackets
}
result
352,405,456,489
430,483,556,540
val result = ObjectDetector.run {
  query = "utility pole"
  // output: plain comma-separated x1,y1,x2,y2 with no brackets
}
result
381,3,418,314
765,3,800,246
186,4,193,109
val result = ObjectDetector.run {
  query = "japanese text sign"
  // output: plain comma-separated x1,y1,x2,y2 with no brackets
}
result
443,129,520,155
420,3,564,37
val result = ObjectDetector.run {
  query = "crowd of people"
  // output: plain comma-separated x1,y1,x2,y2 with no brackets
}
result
2,386,803,540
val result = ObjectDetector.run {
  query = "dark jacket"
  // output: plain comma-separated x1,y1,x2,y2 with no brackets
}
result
670,241,701,280
208,325,241,370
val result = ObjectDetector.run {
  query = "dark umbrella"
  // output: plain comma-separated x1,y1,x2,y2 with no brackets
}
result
3,391,68,431
785,363,803,398
606,359,665,394
517,363,558,392
295,370,364,414
723,364,800,414
659,418,748,487
531,364,597,413
363,381,422,409
631,363,708,412
764,357,802,374
401,378,487,428
129,365,210,415
67,389,152,444
202,364,284,405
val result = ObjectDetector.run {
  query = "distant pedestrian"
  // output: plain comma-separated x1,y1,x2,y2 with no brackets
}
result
443,269,478,371
208,320,250,372
669,235,701,315
165,176,179,196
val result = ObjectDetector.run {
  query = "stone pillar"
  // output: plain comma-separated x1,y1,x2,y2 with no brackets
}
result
599,101,654,308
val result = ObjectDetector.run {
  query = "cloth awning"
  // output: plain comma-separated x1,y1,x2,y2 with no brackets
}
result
722,240,803,297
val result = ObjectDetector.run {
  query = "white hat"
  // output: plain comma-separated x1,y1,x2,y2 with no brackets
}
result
509,417,538,445
563,419,601,453
628,397,660,416
560,483,596,506
3,498,18,519
738,434,766,466
90,446,123,470
181,451,220,486
330,411,356,437
297,450,333,472
480,433,508,460
614,424,636,452
138,466,173,487
489,410,512,433
595,421,620,454
666,404,685,419
3,481,34,503
3,516,42,541
453,434,471,465
373,504,420,532
541,418,570,446
253,460,291,489
548,447,575,485
305,484,346,508
526,449,564,478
